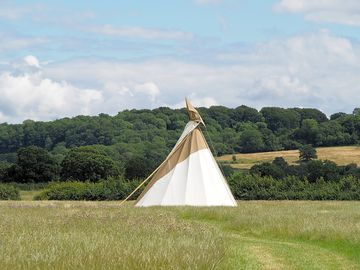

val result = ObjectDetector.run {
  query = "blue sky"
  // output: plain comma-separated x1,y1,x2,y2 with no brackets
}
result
0,0,360,123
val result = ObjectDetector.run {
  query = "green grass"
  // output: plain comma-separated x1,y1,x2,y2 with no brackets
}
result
19,190,42,200
0,201,359,269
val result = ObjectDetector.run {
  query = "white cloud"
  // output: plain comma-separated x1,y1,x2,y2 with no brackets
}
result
85,25,193,40
254,75,310,98
274,0,360,26
24,55,41,68
1,30,360,123
43,30,360,115
134,82,160,102
0,57,165,123
172,95,218,109
0,71,103,123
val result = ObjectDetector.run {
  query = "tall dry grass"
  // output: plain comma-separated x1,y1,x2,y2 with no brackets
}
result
218,146,360,169
0,201,359,269
0,201,226,270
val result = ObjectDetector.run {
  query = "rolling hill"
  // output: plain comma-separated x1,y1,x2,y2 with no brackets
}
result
218,146,360,169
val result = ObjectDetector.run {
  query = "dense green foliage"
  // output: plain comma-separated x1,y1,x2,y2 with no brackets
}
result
299,144,317,162
35,178,141,201
3,146,59,183
1,105,360,201
0,184,20,200
0,161,11,181
249,157,360,182
229,173,360,200
60,147,123,181
0,105,359,164
237,154,360,200
6,182,48,190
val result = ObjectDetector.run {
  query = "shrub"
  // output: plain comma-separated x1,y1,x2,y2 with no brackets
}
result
35,177,142,201
0,184,20,200
250,162,285,179
228,172,360,200
6,182,49,191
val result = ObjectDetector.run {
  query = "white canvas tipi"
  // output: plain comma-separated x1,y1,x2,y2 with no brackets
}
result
135,99,237,207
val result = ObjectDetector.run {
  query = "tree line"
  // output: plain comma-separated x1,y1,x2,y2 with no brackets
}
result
1,105,360,185
1,106,360,161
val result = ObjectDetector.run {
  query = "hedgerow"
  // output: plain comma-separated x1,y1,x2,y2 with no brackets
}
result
229,173,360,200
0,184,20,200
35,177,142,201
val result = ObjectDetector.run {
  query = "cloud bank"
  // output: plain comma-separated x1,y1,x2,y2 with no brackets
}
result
0,29,359,123
274,0,360,26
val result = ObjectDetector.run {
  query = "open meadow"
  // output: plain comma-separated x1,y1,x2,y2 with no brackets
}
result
0,200,359,270
218,146,360,169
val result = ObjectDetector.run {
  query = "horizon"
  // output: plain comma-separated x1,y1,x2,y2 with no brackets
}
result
0,102,352,125
1,1,360,123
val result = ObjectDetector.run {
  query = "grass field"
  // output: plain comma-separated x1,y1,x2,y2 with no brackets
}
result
0,200,359,269
19,190,43,201
218,146,360,169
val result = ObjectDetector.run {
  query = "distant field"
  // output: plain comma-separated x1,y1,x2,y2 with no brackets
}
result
19,190,42,201
0,200,359,269
218,146,360,169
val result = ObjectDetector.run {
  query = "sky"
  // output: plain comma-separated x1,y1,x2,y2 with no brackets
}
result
0,0,360,123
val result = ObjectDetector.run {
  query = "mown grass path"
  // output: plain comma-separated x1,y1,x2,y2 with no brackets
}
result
0,201,359,269
178,201,360,269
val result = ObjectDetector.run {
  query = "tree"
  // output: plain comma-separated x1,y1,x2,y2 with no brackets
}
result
299,144,317,162
231,105,263,124
304,160,325,183
260,127,283,151
9,146,59,183
272,157,288,169
61,147,122,182
260,107,301,132
353,108,360,116
0,104,358,174
0,162,11,182
124,155,152,180
321,160,340,181
292,108,328,123
207,106,232,128
250,162,285,179
239,129,265,153
294,119,321,145
330,112,347,121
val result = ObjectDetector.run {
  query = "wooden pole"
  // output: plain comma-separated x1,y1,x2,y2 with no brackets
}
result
119,121,201,207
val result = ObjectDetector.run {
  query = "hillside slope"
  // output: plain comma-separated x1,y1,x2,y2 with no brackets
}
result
218,146,360,169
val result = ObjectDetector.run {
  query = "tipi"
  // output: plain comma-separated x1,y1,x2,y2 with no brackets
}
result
135,99,237,207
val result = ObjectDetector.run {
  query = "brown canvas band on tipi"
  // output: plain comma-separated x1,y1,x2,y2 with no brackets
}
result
136,127,209,202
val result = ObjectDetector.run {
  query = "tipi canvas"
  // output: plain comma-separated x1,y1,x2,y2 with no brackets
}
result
135,99,237,207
